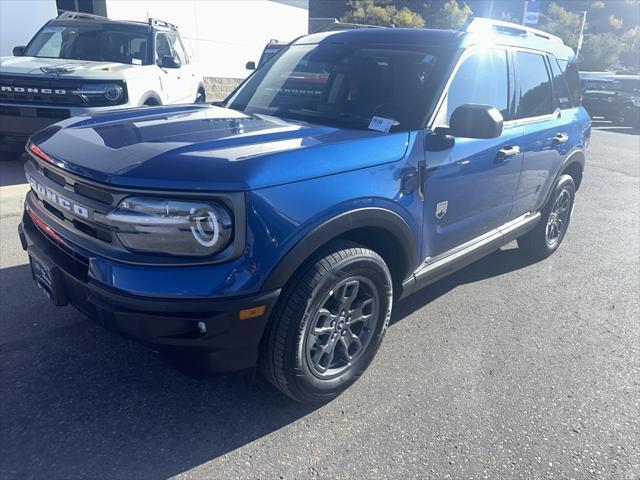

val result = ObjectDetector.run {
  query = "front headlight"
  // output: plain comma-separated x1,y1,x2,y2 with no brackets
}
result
74,83,124,104
106,197,233,257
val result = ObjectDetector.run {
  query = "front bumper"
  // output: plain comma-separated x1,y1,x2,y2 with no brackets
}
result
19,209,281,372
0,102,133,147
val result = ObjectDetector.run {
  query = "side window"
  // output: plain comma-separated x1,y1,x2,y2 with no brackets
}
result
515,52,553,119
558,60,581,106
168,35,188,65
548,56,572,109
445,49,509,123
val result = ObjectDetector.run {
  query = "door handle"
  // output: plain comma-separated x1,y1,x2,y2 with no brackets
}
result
553,132,569,144
496,145,520,162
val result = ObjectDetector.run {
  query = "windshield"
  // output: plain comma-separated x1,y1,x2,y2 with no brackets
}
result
226,43,449,131
24,24,150,65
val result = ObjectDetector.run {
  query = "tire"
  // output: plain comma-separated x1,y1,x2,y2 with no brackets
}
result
517,174,576,260
619,104,638,128
260,241,393,403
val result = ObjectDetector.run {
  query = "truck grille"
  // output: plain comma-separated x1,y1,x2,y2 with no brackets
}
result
0,75,126,107
1,75,86,106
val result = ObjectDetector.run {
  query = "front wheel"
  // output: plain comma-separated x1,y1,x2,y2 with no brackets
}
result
518,174,576,260
260,242,393,403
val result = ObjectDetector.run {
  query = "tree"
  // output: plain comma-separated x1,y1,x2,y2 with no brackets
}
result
542,2,583,48
579,32,623,71
341,0,425,28
619,27,640,72
427,0,473,30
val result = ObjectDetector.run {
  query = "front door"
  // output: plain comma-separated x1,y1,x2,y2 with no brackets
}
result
155,32,192,104
422,47,523,259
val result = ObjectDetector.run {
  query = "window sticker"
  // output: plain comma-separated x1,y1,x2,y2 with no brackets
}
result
368,116,394,133
42,27,65,33
132,58,142,65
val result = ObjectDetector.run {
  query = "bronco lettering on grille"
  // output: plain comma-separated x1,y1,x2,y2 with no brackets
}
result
26,172,90,219
1,86,67,95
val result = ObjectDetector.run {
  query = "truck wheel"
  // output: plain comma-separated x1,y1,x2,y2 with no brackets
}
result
518,174,575,260
618,104,637,128
260,242,393,403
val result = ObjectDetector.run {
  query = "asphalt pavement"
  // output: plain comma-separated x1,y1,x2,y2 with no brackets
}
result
0,123,638,479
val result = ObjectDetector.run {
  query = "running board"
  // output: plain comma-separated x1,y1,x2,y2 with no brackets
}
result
400,212,541,299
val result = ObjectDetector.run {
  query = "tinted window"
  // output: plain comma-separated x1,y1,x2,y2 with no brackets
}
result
616,78,640,93
446,49,509,122
515,52,553,118
227,43,449,131
549,56,572,109
558,60,581,106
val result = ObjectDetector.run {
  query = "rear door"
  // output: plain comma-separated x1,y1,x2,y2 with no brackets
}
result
422,47,524,258
510,50,575,217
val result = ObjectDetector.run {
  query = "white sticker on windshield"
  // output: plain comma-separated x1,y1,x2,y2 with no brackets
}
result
42,27,65,33
132,58,142,65
368,116,393,133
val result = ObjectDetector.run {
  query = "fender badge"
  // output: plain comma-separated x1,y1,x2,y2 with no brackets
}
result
436,201,448,219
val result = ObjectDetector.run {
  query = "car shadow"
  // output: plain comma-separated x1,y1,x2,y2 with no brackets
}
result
0,245,537,479
391,245,537,324
0,152,28,187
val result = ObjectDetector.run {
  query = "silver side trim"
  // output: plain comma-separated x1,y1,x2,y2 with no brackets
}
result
401,212,541,298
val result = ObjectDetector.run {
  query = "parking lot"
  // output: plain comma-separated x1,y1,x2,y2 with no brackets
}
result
0,123,638,479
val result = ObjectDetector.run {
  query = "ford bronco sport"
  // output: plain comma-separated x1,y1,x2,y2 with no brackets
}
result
18,19,590,403
0,11,204,151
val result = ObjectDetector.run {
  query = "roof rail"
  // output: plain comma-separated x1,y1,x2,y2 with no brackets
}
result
465,17,564,45
57,11,109,21
148,18,178,31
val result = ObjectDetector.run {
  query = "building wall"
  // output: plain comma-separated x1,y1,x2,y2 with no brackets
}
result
0,0,59,56
106,0,309,99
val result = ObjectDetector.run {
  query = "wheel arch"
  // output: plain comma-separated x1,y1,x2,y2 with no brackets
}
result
261,207,418,294
560,149,585,190
138,91,163,106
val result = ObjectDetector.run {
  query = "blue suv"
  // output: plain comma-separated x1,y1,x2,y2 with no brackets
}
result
18,19,590,403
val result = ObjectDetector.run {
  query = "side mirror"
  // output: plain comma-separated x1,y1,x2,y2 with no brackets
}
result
448,104,503,139
245,61,256,70
13,46,25,56
159,55,181,69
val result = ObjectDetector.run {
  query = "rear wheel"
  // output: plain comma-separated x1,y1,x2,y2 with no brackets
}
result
518,174,575,260
260,242,393,403
618,104,638,128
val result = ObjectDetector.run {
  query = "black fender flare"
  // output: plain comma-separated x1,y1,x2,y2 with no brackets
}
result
539,148,585,209
137,91,163,106
261,207,418,291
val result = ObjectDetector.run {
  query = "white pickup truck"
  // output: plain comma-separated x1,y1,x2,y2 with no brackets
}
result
0,12,205,152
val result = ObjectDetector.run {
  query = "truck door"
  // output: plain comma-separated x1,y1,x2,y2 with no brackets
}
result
422,47,523,258
155,32,192,104
510,51,574,218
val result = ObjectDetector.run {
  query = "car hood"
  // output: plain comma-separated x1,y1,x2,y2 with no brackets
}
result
32,104,411,191
0,56,137,77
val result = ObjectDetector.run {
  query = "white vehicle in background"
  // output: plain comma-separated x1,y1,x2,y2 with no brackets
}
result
0,12,205,152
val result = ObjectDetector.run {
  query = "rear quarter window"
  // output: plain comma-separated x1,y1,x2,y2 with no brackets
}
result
549,56,573,109
556,59,581,107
